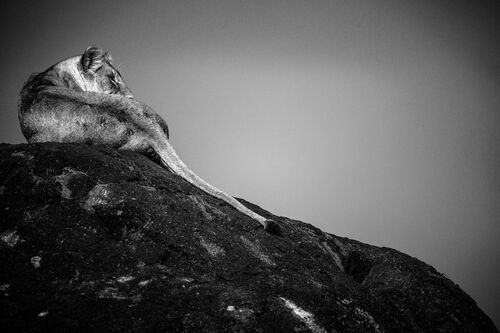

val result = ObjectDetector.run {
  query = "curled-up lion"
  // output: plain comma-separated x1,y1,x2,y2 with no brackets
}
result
19,46,279,234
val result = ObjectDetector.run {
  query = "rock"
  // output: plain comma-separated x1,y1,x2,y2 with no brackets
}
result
0,142,497,332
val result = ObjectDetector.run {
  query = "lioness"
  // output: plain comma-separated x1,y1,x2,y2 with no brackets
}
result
19,46,279,234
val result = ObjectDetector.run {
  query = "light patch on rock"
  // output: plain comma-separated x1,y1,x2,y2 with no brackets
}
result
31,256,42,268
116,275,134,283
140,185,157,192
138,279,152,287
54,167,91,199
240,236,275,266
54,167,84,199
83,184,114,212
0,185,6,195
322,241,344,271
333,238,347,256
199,236,225,257
0,284,10,291
1,229,20,247
178,277,194,283
11,151,34,160
354,307,382,333
188,195,214,221
225,305,255,323
188,195,226,221
310,279,325,289
97,287,128,300
37,311,49,317
280,297,327,333
340,298,352,306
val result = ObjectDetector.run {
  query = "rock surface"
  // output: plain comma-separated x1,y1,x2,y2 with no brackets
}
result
0,142,497,332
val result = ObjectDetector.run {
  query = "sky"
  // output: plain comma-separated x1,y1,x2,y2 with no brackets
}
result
1,0,499,327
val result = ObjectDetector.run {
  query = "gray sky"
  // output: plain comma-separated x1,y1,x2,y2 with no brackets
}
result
1,0,499,327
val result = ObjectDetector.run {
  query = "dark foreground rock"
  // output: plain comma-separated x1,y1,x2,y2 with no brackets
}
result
0,143,497,333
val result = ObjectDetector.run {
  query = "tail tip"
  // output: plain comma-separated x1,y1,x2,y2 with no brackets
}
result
264,219,282,236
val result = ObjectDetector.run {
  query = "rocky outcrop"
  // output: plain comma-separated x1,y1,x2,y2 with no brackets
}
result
0,143,497,332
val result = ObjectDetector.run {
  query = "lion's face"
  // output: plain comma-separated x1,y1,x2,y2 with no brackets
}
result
72,46,134,98
91,60,133,98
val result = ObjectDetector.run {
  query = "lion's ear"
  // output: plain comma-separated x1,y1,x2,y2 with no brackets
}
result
81,46,105,73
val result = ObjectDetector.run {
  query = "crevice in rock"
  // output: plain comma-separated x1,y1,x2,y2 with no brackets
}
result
344,251,373,285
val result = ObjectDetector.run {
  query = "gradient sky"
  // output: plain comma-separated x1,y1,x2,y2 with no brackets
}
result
1,0,499,327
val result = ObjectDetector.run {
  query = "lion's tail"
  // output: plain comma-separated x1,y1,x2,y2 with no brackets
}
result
152,140,276,230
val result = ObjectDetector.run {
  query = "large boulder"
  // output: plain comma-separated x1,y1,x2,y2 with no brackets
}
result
0,143,497,332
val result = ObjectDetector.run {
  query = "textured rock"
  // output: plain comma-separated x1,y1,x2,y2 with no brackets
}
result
0,142,497,332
